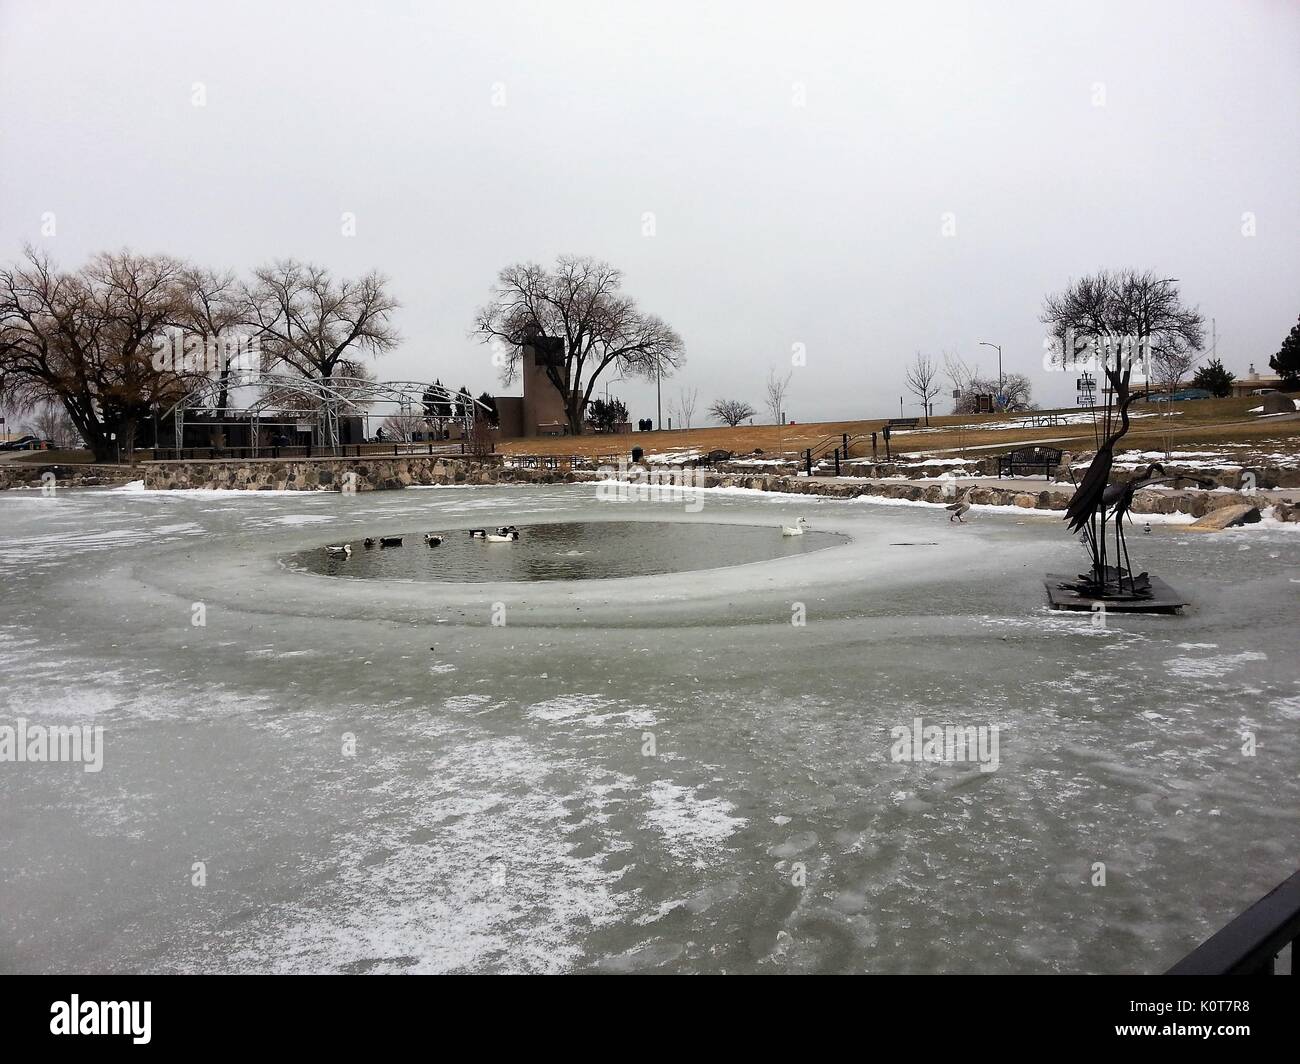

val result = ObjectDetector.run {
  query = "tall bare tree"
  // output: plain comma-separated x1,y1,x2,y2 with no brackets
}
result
904,352,942,425
709,398,756,427
1042,268,1204,471
765,368,791,425
0,246,189,462
174,266,248,415
28,401,80,448
1042,270,1204,403
246,260,400,383
670,386,699,431
1150,346,1199,398
472,255,684,435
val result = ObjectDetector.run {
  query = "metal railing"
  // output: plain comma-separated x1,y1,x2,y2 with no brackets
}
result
1166,868,1300,974
503,453,621,471
803,433,875,475
148,441,478,462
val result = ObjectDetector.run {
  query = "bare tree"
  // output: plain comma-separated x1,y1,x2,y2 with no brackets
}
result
0,246,189,462
246,260,400,382
174,266,248,415
28,401,80,448
765,368,791,425
472,255,684,435
670,386,698,431
904,352,942,425
1042,269,1204,398
380,410,428,442
465,412,495,457
944,351,1034,413
709,398,756,427
1149,346,1199,398
1042,269,1204,463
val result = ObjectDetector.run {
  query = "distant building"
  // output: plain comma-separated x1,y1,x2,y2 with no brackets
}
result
493,333,570,437
1229,363,1287,397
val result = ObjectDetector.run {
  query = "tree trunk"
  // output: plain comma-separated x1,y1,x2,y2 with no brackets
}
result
566,396,585,435
87,436,116,463
122,419,138,466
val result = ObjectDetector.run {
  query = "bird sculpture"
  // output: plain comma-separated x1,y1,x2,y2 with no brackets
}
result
1064,391,1139,535
1096,463,1212,592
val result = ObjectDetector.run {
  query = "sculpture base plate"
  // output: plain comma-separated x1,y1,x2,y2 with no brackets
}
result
1043,573,1188,614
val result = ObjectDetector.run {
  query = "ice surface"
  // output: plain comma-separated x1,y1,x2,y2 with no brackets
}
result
1,482,1297,973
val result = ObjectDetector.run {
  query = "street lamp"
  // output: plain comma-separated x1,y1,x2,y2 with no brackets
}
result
655,357,662,431
978,341,1002,409
605,373,624,405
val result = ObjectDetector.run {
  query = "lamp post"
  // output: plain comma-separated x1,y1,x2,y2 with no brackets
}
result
655,357,662,431
979,341,1002,409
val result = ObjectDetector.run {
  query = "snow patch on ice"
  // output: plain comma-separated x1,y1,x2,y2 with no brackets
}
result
644,779,747,868
1164,650,1267,679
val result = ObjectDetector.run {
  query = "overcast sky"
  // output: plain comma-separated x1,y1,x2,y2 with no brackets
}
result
2,0,1297,422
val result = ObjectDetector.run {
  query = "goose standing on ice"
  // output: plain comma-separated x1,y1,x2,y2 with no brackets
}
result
325,543,352,556
781,517,809,536
946,488,972,523
423,534,444,547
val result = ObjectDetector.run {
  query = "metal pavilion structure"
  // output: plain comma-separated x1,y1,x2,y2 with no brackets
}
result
160,373,492,457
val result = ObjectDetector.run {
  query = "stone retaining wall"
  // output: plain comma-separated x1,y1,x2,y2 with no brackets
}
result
0,464,137,491
139,455,584,491
683,470,1300,521
837,460,1300,489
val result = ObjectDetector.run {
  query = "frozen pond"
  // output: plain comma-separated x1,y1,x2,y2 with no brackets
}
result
1,482,1297,973
285,519,846,582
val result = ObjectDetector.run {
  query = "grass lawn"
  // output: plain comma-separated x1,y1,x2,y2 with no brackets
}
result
494,396,1300,462
11,397,1297,467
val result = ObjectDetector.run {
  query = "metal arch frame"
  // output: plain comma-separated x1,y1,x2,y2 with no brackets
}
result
161,373,494,456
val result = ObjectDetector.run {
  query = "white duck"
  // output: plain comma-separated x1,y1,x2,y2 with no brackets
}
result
325,543,352,556
781,517,809,536
486,530,519,542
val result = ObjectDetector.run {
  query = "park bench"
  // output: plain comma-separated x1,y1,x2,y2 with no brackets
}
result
997,445,1063,479
886,417,920,430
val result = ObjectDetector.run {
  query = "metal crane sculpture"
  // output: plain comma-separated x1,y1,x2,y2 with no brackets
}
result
1065,450,1212,598
1042,269,1207,610
1090,463,1212,594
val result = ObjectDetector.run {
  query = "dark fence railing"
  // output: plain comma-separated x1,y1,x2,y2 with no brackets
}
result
504,453,621,471
149,442,477,462
1166,868,1300,974
803,433,876,475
